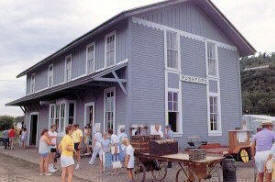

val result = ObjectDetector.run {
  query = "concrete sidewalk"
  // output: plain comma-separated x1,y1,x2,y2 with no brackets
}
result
0,147,129,182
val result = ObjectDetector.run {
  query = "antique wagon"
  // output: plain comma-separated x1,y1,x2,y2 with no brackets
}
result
131,135,224,182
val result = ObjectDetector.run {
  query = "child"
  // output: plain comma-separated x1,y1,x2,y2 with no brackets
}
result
122,138,134,182
21,128,27,149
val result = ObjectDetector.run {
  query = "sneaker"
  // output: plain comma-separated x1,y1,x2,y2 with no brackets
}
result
45,173,52,176
39,173,44,176
75,163,80,170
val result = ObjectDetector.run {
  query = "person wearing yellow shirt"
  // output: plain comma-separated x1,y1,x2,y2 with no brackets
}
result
59,125,75,182
72,124,83,170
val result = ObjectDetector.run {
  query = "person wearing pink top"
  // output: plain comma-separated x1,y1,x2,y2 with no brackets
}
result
251,120,275,182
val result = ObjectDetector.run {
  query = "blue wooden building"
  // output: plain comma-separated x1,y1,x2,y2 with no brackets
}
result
7,0,255,147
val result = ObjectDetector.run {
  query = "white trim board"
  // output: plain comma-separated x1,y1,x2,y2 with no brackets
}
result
28,112,39,146
84,102,95,127
103,87,116,132
132,17,237,52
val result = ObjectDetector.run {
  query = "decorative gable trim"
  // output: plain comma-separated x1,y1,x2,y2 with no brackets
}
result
132,17,237,52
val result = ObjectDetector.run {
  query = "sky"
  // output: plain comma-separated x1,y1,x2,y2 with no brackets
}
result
0,0,274,116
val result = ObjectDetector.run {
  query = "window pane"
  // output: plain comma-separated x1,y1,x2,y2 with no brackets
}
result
168,101,173,111
106,34,115,67
168,112,178,132
173,93,178,102
168,92,172,102
166,31,178,69
173,102,178,111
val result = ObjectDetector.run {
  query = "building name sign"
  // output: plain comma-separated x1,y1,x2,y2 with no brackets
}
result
181,75,208,85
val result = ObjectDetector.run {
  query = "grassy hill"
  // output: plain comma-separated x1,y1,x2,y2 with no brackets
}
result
241,53,275,115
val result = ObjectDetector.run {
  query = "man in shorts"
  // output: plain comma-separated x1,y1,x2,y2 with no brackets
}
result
251,120,275,182
72,124,83,170
48,124,58,173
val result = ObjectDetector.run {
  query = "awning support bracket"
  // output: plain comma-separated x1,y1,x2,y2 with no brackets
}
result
112,70,127,95
20,106,26,113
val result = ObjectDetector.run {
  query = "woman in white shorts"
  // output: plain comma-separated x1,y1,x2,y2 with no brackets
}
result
59,125,75,182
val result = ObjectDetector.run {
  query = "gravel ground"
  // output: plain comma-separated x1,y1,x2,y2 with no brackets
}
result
0,154,86,182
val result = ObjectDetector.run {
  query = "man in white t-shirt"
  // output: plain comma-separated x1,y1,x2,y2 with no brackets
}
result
123,138,134,182
151,124,164,138
48,124,58,172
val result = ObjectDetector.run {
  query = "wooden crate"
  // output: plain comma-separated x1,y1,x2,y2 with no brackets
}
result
130,135,160,153
149,139,178,156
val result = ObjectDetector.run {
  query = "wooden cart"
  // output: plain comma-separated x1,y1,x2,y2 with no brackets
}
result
200,130,251,163
134,152,224,182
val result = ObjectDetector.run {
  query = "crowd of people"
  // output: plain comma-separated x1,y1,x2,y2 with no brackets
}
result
1,125,27,150
36,123,173,182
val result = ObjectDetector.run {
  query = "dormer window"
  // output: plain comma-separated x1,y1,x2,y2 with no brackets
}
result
48,64,53,87
65,55,72,82
105,32,116,67
30,73,35,93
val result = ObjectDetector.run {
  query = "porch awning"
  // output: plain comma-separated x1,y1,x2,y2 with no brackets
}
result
6,61,127,106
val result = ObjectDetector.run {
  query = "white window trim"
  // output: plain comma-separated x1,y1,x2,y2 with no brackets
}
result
86,43,96,75
208,92,222,136
166,30,180,71
48,104,56,129
28,112,39,146
164,30,183,135
84,102,95,127
67,100,76,126
30,73,36,94
56,100,67,135
104,31,116,68
64,55,72,82
207,42,219,79
48,64,54,87
205,41,222,136
103,87,116,131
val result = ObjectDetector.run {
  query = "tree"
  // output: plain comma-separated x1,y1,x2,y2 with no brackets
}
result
0,115,15,130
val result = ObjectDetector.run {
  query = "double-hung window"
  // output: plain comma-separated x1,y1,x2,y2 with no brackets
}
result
86,43,95,74
168,91,179,132
48,64,53,87
104,88,115,131
209,95,218,131
105,33,116,67
49,104,56,129
207,43,217,77
65,55,72,82
166,31,178,69
30,73,35,93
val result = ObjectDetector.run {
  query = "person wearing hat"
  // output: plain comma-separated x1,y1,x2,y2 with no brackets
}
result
251,120,275,182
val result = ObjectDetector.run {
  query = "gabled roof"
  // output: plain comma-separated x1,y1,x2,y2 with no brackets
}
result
16,0,255,78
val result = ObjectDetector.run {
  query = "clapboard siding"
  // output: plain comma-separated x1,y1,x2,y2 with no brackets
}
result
136,2,233,45
181,36,206,77
26,21,129,93
219,48,242,137
129,22,165,126
34,68,48,91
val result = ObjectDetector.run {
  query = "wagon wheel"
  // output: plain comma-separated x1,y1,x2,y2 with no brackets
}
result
151,160,168,181
134,161,146,182
238,148,250,163
176,167,194,182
